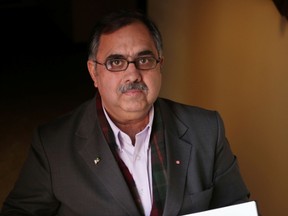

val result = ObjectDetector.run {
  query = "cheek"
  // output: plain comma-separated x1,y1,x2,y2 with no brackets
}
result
146,73,162,95
97,74,120,95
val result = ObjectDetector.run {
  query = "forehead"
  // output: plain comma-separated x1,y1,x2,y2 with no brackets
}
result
97,22,158,59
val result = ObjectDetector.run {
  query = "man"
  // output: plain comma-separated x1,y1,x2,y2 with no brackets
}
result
1,10,249,216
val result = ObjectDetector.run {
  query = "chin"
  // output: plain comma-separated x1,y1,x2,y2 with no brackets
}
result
123,103,151,113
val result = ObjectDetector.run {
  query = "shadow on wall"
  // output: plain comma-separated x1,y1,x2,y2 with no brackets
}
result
273,0,288,19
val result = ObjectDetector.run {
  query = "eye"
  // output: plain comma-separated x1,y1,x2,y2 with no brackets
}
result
106,58,126,70
110,59,124,66
137,57,151,65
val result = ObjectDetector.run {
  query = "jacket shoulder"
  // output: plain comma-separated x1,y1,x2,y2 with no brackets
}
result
157,98,218,121
37,97,96,140
157,98,224,141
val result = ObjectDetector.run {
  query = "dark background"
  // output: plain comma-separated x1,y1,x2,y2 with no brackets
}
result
0,0,146,207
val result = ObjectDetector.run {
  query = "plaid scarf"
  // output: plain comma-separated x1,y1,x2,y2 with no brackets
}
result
96,93,167,215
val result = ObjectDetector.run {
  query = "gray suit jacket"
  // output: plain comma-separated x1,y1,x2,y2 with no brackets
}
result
1,96,249,216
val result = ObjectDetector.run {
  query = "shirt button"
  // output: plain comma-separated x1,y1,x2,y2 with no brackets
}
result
136,155,141,160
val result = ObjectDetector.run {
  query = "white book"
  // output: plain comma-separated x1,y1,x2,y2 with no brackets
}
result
183,201,258,216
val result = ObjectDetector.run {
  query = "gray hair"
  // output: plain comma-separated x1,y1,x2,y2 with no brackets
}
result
88,10,163,60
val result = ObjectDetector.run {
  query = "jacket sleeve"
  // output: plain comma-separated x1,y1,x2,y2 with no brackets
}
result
209,112,250,208
1,128,59,216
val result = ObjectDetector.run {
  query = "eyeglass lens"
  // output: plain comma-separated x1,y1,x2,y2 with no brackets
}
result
106,57,159,71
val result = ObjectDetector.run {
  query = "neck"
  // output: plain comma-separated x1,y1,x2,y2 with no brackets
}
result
113,114,149,144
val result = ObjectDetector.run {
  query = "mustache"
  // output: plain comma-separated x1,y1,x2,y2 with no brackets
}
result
119,82,148,93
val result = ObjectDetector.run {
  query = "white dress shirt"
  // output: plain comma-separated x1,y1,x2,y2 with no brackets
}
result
103,106,154,216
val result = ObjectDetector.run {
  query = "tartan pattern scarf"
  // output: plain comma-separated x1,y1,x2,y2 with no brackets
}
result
95,93,167,216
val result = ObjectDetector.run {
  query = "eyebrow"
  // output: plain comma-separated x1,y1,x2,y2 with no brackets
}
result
136,50,155,57
105,50,156,60
106,54,125,60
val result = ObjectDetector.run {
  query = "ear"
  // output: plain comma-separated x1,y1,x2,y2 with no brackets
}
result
87,60,98,88
159,56,164,69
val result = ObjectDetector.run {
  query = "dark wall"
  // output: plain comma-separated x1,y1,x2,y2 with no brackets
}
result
0,0,147,57
0,0,147,207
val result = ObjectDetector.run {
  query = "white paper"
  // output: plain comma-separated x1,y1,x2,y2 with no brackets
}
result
183,201,258,216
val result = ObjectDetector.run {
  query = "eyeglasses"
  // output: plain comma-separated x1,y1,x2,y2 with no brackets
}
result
93,56,161,72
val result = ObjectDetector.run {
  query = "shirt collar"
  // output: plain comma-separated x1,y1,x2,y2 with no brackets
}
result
102,106,154,146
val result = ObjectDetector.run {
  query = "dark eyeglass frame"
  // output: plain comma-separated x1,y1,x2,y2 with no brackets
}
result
93,56,162,72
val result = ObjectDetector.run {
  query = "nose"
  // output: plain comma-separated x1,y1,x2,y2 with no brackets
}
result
124,61,142,83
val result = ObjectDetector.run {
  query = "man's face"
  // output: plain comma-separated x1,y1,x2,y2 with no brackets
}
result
87,22,162,123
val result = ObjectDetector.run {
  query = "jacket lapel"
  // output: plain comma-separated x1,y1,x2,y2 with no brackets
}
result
75,98,141,216
158,99,193,216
